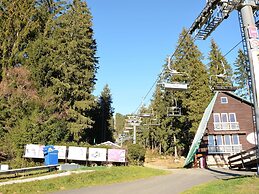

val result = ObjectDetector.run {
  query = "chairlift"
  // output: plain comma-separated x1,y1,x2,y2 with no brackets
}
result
149,116,161,126
167,98,182,117
161,57,188,91
139,109,154,118
124,127,133,130
126,115,141,126
209,61,236,92
139,108,155,126
140,110,161,126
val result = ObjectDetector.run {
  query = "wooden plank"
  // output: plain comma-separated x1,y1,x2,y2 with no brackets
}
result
228,146,258,169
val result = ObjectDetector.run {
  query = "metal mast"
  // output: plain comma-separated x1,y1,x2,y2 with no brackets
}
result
189,0,259,174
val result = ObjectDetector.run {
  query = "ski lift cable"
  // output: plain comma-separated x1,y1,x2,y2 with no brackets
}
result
134,37,243,114
134,30,192,114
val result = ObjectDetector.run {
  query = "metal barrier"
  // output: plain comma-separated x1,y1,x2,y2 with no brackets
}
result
0,165,59,176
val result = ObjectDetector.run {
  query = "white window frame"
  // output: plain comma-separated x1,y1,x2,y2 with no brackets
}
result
213,113,221,123
229,113,237,122
208,135,215,146
208,134,242,154
224,135,231,145
232,134,240,145
221,113,229,130
216,135,223,145
221,97,228,104
221,113,229,122
213,113,240,131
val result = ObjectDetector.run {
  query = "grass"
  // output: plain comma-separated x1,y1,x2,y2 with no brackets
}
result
0,166,169,194
182,176,259,194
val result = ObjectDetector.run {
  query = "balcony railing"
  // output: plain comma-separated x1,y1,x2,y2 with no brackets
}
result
208,145,242,154
213,122,240,130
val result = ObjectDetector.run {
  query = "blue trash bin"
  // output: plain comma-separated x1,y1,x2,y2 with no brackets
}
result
43,145,58,165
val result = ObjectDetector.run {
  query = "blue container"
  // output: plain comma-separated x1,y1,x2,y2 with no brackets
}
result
43,145,59,166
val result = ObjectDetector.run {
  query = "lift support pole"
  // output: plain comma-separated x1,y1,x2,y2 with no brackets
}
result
239,1,259,175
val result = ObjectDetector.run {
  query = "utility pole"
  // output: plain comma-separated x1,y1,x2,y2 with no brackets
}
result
189,0,259,174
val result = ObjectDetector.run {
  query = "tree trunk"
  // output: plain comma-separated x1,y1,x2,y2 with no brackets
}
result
174,134,178,158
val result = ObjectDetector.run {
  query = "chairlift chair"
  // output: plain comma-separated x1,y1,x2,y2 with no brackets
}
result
167,107,181,117
162,82,188,91
161,57,188,91
209,61,237,92
126,115,141,126
210,73,236,92
139,108,154,118
141,111,161,126
149,117,161,126
167,98,182,117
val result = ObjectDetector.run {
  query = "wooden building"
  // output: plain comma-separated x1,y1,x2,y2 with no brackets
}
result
184,91,256,168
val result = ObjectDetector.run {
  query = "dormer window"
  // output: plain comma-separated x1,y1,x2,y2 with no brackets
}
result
221,97,228,104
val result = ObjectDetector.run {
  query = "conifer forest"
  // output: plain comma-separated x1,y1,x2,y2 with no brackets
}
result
0,0,248,167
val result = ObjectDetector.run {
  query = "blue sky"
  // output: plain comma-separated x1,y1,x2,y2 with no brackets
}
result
87,0,242,115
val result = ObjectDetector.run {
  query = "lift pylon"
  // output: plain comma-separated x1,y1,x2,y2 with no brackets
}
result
188,0,259,175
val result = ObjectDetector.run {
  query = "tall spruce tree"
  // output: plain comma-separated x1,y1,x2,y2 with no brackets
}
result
25,0,98,143
208,39,233,90
233,49,250,100
0,0,99,165
114,113,126,138
138,29,212,155
92,85,114,143
168,29,211,154
0,0,51,80
149,86,168,153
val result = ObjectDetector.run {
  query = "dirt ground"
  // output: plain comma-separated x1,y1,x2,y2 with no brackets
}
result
144,150,185,169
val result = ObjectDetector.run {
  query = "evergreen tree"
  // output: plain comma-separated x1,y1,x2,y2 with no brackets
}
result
25,0,98,143
92,85,114,143
233,49,250,100
164,28,211,155
138,29,212,156
0,0,99,165
208,39,233,90
99,85,114,142
114,113,126,138
0,0,50,80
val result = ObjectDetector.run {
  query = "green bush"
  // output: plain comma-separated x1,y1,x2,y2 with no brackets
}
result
127,144,146,165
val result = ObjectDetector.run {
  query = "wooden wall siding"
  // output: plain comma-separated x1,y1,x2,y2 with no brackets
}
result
206,92,255,151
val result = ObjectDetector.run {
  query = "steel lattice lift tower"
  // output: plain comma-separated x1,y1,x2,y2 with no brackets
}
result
189,0,259,174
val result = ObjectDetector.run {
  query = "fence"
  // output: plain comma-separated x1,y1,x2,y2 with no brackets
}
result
228,146,258,169
0,165,58,177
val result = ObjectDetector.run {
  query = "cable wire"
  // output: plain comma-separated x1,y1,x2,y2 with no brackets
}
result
134,29,191,114
134,39,243,115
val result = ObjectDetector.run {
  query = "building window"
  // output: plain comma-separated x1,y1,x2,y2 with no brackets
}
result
213,113,221,122
216,135,223,145
213,113,239,130
224,135,231,145
208,134,241,154
208,135,215,146
221,97,228,104
229,113,237,122
213,113,221,130
232,134,239,145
